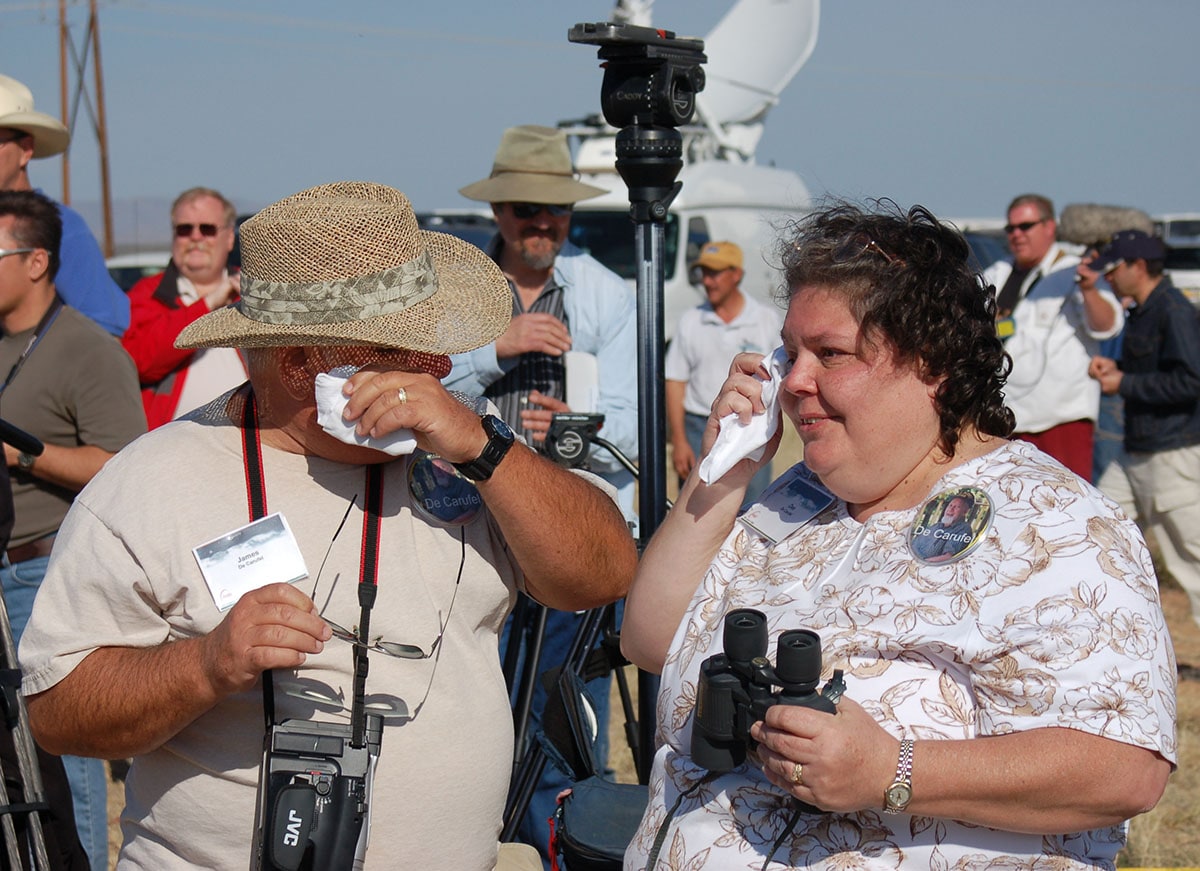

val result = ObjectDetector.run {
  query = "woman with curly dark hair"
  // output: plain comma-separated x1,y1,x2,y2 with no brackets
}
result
621,201,1175,870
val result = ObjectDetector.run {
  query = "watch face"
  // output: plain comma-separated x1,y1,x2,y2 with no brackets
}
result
885,783,913,810
488,415,515,441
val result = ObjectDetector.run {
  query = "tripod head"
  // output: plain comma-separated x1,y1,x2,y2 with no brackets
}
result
568,22,706,222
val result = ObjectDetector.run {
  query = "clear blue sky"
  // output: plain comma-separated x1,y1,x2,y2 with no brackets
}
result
3,0,1198,239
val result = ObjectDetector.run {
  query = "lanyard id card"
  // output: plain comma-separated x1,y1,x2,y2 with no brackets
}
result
193,512,309,611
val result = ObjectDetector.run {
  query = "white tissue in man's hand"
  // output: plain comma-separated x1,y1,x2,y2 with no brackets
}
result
313,365,417,456
697,346,788,484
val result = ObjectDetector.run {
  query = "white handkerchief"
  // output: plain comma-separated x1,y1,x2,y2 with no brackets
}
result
698,346,788,484
313,366,417,456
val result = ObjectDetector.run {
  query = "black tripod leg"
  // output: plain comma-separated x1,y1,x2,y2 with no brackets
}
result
503,602,619,839
509,601,548,765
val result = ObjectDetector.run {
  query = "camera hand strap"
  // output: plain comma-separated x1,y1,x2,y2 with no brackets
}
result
239,389,384,744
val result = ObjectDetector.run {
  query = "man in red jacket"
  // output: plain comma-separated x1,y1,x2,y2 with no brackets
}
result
122,187,246,428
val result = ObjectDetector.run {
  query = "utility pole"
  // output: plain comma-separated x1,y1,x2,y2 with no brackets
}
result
57,0,115,256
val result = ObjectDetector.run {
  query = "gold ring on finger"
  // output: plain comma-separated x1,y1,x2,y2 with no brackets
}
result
789,762,804,786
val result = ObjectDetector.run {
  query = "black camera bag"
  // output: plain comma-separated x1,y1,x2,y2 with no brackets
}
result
554,776,648,870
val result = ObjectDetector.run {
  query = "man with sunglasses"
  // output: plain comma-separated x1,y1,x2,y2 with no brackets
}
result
0,73,128,337
982,193,1123,480
452,125,638,867
122,187,247,428
1088,229,1200,631
452,126,637,485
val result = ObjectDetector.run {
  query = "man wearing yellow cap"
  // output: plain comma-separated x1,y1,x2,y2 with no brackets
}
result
667,240,782,504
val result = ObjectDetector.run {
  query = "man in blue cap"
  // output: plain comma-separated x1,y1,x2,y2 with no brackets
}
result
1088,229,1200,629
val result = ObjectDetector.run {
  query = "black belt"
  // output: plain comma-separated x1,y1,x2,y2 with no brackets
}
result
5,533,56,565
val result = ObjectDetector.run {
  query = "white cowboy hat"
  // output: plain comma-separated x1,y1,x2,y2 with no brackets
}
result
459,125,606,205
0,74,70,159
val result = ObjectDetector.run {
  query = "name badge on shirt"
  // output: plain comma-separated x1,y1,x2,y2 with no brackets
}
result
193,513,309,610
909,486,992,565
739,465,836,543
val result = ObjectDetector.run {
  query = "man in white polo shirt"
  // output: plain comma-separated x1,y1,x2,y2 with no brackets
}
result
666,240,783,505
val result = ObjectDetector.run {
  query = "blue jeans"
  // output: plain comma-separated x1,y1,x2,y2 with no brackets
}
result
501,602,618,869
3,555,108,871
685,412,773,508
1093,392,1129,485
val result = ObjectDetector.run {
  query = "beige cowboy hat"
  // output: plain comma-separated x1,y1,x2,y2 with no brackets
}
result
0,74,70,159
459,125,606,205
175,181,511,354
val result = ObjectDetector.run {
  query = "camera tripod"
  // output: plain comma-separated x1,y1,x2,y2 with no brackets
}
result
0,420,54,871
0,585,52,871
502,16,709,853
501,435,650,839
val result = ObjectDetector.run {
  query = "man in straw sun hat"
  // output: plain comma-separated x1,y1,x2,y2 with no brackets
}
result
451,125,639,864
450,124,637,505
0,72,129,336
16,181,636,870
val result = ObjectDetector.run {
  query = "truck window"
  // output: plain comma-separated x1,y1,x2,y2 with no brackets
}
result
569,211,680,280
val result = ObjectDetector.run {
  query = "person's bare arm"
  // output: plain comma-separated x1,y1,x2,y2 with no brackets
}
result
341,370,635,611
753,699,1170,832
622,354,777,673
4,443,114,492
27,583,330,758
666,379,695,480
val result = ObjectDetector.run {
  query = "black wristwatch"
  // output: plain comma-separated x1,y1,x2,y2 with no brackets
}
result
453,414,515,482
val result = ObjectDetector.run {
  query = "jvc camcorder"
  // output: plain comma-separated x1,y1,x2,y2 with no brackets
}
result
692,608,844,774
254,715,383,871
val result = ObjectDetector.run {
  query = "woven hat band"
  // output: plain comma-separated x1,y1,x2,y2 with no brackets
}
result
238,248,439,326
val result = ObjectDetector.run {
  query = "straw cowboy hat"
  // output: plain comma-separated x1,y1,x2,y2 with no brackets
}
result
459,125,606,205
175,181,511,354
0,74,70,159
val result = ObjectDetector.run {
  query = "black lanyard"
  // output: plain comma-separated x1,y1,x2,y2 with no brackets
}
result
0,295,64,399
239,390,384,748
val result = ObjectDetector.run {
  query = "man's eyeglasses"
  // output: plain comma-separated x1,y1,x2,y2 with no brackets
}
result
1004,219,1047,235
0,132,28,146
173,223,222,238
509,203,573,219
321,526,464,661
323,615,446,660
0,248,34,261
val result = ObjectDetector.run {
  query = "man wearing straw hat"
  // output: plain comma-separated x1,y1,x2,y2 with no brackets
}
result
0,73,128,336
452,125,637,502
16,181,636,870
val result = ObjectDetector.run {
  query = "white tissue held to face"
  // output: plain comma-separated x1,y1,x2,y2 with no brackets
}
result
697,346,787,485
313,365,417,456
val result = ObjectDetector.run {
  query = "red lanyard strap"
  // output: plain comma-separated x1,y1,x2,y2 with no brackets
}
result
238,390,384,748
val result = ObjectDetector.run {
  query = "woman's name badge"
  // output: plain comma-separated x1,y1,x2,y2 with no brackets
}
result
408,452,482,525
909,486,992,564
739,466,835,543
193,513,309,610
